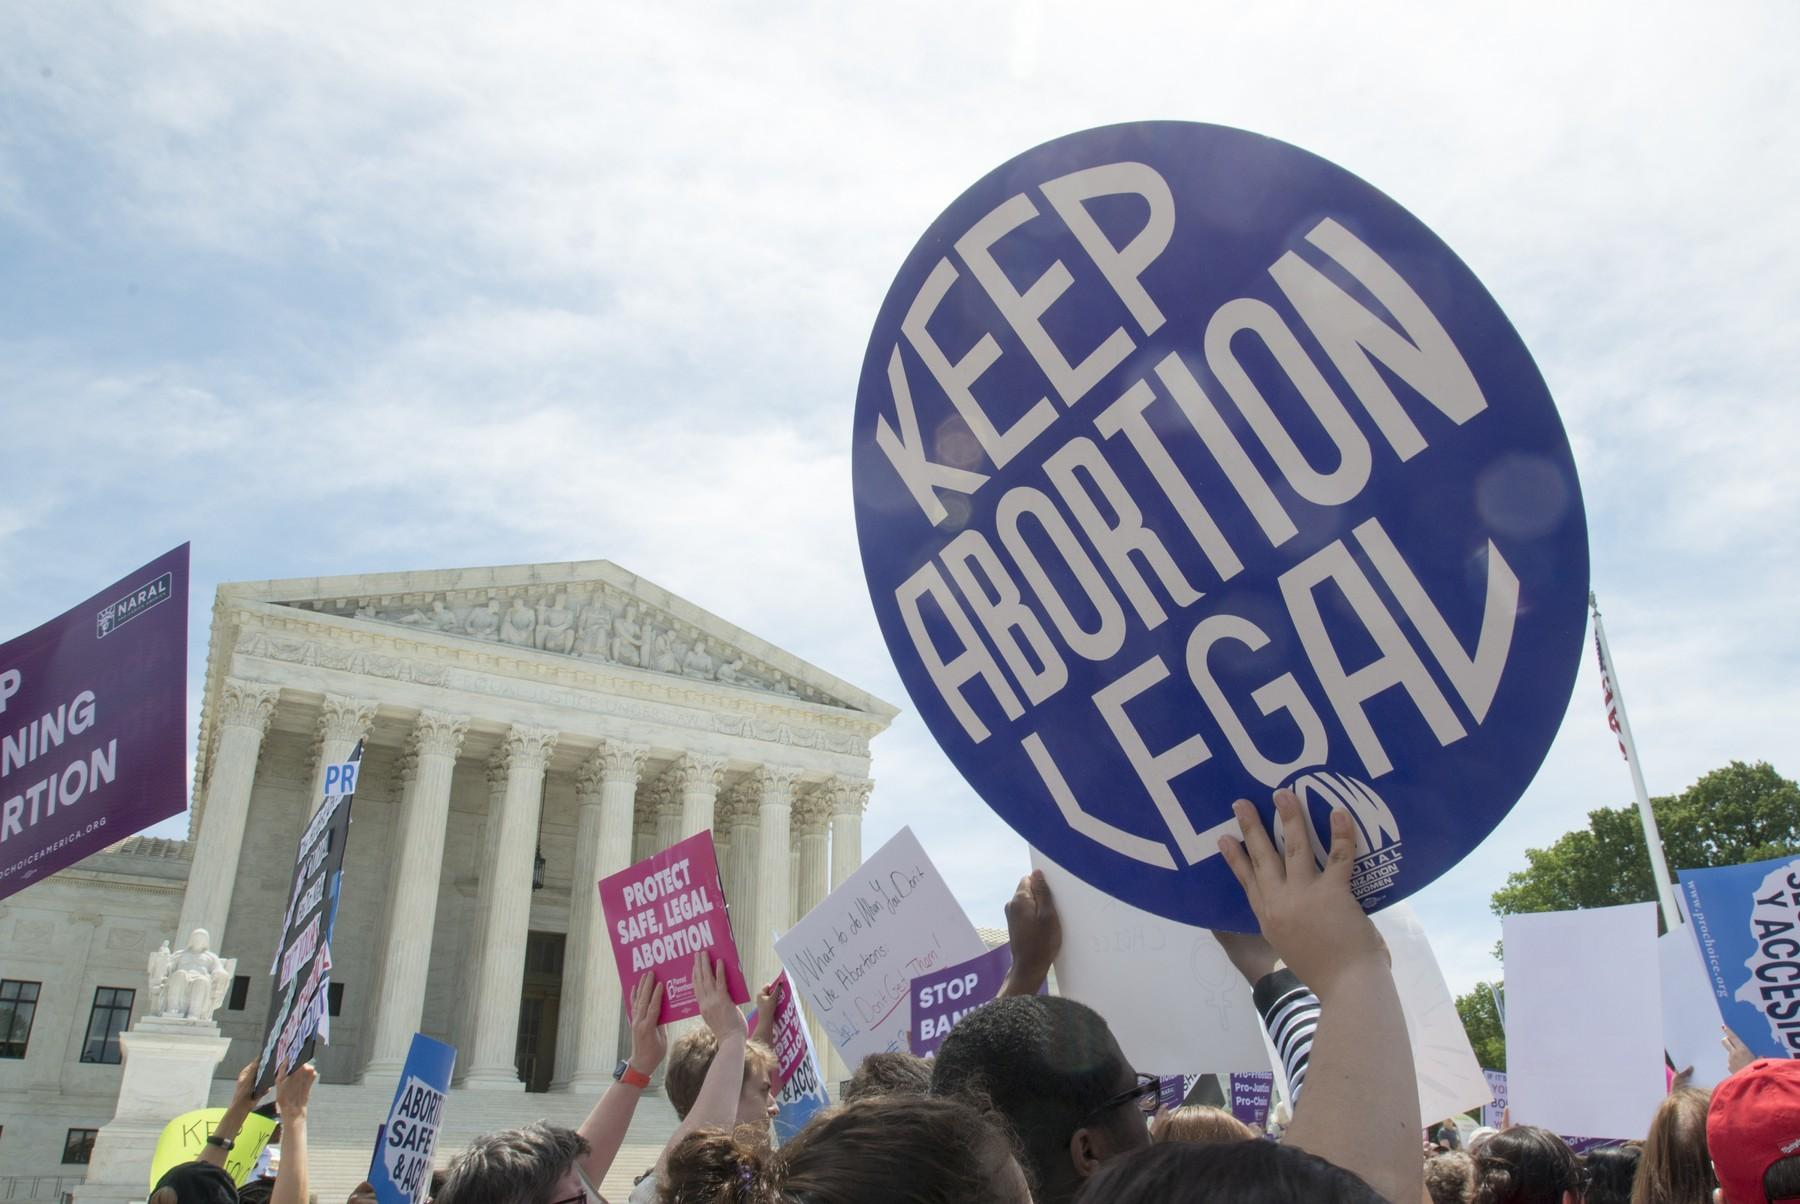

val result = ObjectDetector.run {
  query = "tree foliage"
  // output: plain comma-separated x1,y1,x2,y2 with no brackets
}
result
1489,761,1800,918
1455,981,1506,1071
1463,761,1800,1069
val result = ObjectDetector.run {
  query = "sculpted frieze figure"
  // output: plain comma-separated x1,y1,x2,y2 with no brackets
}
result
536,593,576,655
611,604,644,666
682,640,717,680
576,603,612,658
717,658,742,684
466,600,501,641
650,631,679,673
502,598,536,646
153,929,236,1023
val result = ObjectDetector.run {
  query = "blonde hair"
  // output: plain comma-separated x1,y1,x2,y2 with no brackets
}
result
665,1029,779,1120
1150,1104,1259,1145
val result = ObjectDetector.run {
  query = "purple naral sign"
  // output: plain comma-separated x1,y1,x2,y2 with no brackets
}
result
1229,1071,1274,1127
910,943,1032,1056
0,545,189,902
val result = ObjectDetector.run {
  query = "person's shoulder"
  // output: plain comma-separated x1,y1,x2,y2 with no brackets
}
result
628,1169,660,1202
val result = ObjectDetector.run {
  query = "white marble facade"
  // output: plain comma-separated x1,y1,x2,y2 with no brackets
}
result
0,560,894,1187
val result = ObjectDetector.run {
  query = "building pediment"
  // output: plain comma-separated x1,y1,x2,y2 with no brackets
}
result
217,559,897,719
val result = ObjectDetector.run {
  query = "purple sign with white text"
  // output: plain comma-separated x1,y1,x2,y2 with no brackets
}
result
910,943,1022,1056
0,545,189,901
1229,1072,1274,1128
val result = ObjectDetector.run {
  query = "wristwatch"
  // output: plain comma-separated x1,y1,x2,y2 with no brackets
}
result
205,1133,235,1151
612,1060,652,1088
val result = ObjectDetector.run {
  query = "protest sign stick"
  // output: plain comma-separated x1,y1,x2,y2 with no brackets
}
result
1591,593,1681,931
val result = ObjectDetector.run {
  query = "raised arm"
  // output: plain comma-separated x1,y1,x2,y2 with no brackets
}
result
1220,791,1420,1204
653,951,749,1175
270,1062,317,1204
196,1061,267,1169
751,978,780,1048
578,971,666,1183
998,869,1061,998
1215,931,1320,1104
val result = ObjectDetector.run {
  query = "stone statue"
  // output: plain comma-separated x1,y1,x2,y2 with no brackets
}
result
717,658,742,685
146,941,172,1015
430,599,461,633
576,604,612,658
536,594,576,655
610,604,643,667
682,640,717,679
155,929,236,1023
502,598,535,647
466,600,501,641
650,632,679,673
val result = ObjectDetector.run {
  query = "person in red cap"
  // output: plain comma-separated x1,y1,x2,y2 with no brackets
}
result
1707,1059,1800,1203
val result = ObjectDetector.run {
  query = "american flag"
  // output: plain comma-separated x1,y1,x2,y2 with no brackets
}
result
1594,629,1628,761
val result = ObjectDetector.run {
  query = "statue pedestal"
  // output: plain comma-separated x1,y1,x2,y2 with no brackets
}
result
72,1016,232,1204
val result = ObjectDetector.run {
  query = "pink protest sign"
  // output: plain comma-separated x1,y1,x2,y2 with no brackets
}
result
598,829,748,1023
747,974,830,1141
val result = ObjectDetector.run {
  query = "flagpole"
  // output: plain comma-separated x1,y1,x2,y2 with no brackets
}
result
1590,592,1681,930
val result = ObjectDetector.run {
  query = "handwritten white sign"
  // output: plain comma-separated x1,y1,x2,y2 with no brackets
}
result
775,827,985,1068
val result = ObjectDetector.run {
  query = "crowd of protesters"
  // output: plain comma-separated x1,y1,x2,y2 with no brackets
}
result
148,791,1800,1204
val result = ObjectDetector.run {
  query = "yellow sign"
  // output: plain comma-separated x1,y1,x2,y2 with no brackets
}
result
148,1109,278,1190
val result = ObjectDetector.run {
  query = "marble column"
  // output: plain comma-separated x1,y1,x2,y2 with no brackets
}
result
829,777,872,888
177,679,279,949
455,751,508,1069
361,711,468,1080
789,845,801,927
462,725,558,1089
750,766,797,992
673,752,726,838
554,740,646,1092
653,775,683,852
308,694,378,813
793,787,834,1075
795,790,832,919
720,785,761,951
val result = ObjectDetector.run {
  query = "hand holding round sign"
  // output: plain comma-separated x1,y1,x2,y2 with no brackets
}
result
852,122,1588,931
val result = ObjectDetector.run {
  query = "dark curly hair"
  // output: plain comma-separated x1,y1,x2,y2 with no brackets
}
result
659,1092,1026,1203
1471,1126,1581,1204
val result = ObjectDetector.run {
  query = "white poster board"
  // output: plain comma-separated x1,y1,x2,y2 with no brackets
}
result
775,827,985,1068
1033,850,1272,1073
1503,903,1665,1139
1660,925,1729,1089
1374,902,1494,1125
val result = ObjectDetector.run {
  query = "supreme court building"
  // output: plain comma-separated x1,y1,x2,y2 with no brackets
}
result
0,560,896,1194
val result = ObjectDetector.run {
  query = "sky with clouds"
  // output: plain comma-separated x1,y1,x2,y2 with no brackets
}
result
2,0,1796,996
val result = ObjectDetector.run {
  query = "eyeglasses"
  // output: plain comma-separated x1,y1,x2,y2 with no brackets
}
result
1078,1073,1162,1128
545,1161,607,1204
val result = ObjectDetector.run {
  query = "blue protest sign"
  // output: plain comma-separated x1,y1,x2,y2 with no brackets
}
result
851,121,1588,929
1680,855,1800,1061
370,1033,457,1204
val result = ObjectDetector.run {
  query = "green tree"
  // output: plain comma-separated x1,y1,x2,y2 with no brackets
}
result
1490,761,1800,918
1455,981,1506,1071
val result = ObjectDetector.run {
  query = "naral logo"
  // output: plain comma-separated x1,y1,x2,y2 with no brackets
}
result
96,571,173,639
1278,772,1404,907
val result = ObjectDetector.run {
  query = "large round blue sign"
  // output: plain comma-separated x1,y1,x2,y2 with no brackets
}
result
852,122,1589,931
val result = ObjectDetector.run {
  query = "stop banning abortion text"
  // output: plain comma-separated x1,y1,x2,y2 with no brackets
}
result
876,163,1516,870
0,672,119,844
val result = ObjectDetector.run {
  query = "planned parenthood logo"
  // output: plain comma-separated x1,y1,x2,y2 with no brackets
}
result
96,571,173,639
851,122,1589,929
